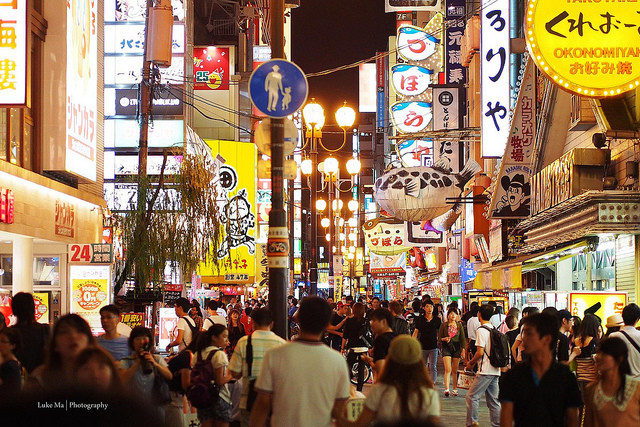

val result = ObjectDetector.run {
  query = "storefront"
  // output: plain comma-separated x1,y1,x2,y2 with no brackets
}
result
0,163,105,323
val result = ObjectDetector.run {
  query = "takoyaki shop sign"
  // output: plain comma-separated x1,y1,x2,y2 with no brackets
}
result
526,0,640,97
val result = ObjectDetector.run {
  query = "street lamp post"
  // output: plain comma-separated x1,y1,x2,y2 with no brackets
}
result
301,101,357,297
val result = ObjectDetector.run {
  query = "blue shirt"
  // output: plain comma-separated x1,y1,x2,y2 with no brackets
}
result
98,334,130,361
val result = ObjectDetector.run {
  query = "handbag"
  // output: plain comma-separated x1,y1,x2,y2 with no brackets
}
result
457,369,475,390
246,334,259,411
152,363,172,405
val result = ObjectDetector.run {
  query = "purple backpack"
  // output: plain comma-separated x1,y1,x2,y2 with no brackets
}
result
186,349,220,408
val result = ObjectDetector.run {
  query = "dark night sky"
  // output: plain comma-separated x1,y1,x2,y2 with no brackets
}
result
291,1,396,125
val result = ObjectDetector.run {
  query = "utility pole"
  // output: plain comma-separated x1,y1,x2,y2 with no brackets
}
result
268,0,289,339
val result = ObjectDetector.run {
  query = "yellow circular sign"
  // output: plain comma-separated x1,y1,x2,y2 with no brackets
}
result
526,0,640,97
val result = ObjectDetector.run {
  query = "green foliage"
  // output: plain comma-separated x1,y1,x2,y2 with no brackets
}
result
114,150,222,295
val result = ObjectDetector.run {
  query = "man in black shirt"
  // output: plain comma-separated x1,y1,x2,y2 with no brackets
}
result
361,308,395,380
327,302,347,351
556,309,573,364
499,313,582,427
412,300,441,384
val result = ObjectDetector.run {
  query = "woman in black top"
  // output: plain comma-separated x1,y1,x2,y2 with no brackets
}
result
227,309,245,352
342,303,368,351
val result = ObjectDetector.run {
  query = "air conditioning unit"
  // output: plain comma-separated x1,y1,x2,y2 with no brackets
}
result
569,95,596,131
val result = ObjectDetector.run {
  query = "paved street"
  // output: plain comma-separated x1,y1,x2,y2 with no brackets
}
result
360,356,491,426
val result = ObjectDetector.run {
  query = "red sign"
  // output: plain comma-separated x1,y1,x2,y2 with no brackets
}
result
193,46,230,90
0,189,15,224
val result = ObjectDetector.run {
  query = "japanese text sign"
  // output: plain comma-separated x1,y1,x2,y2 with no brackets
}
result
69,265,111,330
432,86,460,131
390,101,433,133
489,59,536,219
0,0,27,106
397,26,440,62
445,0,466,85
481,0,511,158
526,0,640,97
68,244,113,264
194,46,230,91
391,64,433,97
67,0,98,181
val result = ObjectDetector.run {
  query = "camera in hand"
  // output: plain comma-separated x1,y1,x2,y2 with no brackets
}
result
139,343,153,375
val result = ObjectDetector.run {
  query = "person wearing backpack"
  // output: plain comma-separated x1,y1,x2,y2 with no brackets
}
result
167,298,199,353
187,324,233,427
465,304,501,427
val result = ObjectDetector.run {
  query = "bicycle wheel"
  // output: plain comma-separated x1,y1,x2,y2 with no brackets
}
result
349,361,372,385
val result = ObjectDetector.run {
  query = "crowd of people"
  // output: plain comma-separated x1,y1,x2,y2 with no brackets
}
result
1,291,640,427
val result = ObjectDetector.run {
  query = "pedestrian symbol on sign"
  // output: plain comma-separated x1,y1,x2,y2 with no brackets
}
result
249,59,308,118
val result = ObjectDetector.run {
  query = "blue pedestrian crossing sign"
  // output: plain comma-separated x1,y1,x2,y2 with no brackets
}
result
249,59,308,118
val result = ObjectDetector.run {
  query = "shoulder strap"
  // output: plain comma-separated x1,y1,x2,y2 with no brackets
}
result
620,330,640,354
247,334,253,376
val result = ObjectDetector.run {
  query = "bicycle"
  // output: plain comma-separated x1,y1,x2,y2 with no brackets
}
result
344,347,373,386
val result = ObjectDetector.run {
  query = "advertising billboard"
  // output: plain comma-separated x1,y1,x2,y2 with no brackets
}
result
0,0,28,106
66,0,98,181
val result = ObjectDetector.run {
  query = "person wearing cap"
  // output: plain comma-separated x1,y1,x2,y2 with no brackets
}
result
337,335,440,426
610,303,640,379
557,309,574,364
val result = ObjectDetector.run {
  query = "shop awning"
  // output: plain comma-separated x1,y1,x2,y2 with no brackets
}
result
521,240,591,272
470,240,591,290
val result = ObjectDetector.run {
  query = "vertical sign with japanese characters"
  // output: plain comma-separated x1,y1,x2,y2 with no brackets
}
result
198,140,257,284
481,0,510,158
67,0,98,181
489,59,535,219
445,0,465,86
0,0,27,106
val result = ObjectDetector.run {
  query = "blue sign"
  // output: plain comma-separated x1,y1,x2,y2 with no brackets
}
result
249,59,308,118
459,258,477,283
376,89,385,133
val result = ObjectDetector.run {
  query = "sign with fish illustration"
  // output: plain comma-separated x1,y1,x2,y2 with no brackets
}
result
397,139,434,167
363,217,411,255
390,102,433,134
489,59,535,219
391,64,434,97
373,159,482,222
397,25,440,62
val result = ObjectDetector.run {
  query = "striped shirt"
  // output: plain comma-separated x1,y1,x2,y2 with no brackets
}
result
228,329,285,409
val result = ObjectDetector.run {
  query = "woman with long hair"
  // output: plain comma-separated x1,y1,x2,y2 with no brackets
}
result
28,313,95,391
338,335,440,426
10,292,50,374
438,307,466,397
189,324,233,427
226,309,245,352
342,302,371,391
584,337,640,426
0,328,23,400
569,314,601,424
74,346,123,394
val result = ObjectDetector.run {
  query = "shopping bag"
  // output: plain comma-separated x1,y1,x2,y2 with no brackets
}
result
457,369,475,390
345,398,365,421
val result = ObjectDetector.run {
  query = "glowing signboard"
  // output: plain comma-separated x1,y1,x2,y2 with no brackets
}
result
391,64,433,97
66,0,98,181
104,24,185,54
105,119,184,148
390,101,433,133
104,55,184,85
0,0,28,106
397,26,439,62
70,265,111,330
194,46,230,91
481,0,510,158
526,0,640,97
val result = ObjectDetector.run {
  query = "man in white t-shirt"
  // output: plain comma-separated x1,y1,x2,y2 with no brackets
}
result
465,304,501,427
203,300,228,329
249,297,350,427
166,297,198,352
610,303,640,378
466,305,481,362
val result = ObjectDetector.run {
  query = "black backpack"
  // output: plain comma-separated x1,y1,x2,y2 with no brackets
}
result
481,325,510,368
181,316,200,347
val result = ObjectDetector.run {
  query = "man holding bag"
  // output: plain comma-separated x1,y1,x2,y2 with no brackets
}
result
229,308,285,427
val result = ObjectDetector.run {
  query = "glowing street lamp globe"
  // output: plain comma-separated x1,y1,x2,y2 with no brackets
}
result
303,100,325,130
324,157,339,176
316,199,327,211
346,158,361,175
321,218,330,228
300,159,313,175
335,102,356,128
348,199,359,212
